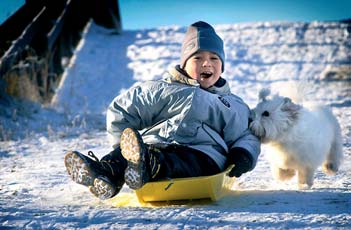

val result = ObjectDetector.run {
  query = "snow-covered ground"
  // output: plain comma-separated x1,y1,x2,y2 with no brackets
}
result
1,21,350,229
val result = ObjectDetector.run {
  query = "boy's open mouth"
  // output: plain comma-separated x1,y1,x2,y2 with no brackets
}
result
200,71,213,79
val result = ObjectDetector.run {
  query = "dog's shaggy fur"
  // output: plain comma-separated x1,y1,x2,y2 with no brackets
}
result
250,88,343,189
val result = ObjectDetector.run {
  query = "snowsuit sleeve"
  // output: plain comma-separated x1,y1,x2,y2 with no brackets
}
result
229,129,261,170
223,95,261,170
106,81,191,149
107,83,157,148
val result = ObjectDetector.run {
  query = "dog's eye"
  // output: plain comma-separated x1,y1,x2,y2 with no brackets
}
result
262,111,270,117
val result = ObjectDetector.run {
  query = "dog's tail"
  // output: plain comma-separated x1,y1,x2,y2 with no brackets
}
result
322,109,344,175
275,81,312,104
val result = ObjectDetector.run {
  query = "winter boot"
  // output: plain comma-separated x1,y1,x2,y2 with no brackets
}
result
120,128,161,190
64,150,124,199
89,176,119,200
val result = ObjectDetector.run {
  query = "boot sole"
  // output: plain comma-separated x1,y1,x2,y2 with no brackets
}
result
89,176,117,200
120,128,146,190
64,151,96,186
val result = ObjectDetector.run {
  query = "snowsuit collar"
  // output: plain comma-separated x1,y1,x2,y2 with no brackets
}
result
163,65,231,95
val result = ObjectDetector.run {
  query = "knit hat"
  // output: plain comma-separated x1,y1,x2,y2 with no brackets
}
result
180,21,225,72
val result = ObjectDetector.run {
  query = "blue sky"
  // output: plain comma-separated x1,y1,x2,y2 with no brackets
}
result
119,0,351,29
1,0,350,29
0,0,25,24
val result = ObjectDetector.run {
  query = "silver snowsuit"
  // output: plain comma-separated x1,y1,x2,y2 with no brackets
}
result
106,66,260,170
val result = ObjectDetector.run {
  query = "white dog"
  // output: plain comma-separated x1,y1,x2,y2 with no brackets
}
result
249,88,343,189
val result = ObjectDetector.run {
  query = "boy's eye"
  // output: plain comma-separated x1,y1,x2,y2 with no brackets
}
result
191,56,201,60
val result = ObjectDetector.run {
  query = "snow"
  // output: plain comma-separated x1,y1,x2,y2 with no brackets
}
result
1,20,350,229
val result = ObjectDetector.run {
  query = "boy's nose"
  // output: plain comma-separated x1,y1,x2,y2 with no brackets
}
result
202,59,211,66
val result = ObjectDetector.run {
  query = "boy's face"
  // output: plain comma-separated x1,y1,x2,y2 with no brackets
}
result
184,51,222,89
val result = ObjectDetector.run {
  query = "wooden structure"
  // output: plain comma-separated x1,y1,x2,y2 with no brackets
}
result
0,0,121,103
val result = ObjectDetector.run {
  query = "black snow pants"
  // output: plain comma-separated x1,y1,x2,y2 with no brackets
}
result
102,144,221,182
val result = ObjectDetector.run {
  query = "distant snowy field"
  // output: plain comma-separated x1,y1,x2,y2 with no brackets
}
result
1,21,350,229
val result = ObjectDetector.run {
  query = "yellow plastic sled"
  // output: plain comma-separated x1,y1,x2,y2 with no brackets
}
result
135,165,235,203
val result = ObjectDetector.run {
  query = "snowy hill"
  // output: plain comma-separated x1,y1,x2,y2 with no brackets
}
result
52,21,350,115
1,21,350,229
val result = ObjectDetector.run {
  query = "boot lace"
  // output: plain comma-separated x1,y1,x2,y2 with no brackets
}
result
88,151,100,161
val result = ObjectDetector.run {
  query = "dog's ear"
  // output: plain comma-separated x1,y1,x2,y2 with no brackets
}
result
281,97,302,121
259,88,271,101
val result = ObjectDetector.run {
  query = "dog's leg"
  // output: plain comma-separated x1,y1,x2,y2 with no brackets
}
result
322,109,343,175
278,168,296,181
322,127,343,175
297,167,314,189
271,166,296,181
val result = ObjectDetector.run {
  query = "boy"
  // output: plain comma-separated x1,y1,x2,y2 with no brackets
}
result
64,21,261,199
